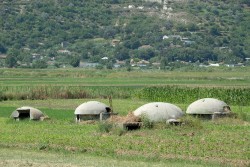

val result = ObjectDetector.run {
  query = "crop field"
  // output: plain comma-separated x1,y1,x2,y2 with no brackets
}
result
0,68,250,166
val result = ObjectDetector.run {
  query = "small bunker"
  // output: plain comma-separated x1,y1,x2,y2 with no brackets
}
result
75,101,112,122
186,98,231,119
11,106,44,121
133,102,184,123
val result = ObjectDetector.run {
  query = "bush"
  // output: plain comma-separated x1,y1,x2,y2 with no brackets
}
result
141,114,153,129
32,60,48,69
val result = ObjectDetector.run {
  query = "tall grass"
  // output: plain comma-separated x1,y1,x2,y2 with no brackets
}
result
135,86,250,106
1,85,249,106
0,85,135,100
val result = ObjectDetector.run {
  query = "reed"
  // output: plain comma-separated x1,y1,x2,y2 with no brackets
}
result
135,86,250,106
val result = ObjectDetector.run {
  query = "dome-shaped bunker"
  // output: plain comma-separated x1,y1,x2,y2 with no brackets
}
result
133,102,183,122
186,98,231,119
74,101,112,122
11,106,44,121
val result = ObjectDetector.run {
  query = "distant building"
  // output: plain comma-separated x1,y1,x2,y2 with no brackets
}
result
111,39,120,47
138,45,152,50
183,40,195,45
115,60,126,68
137,60,150,67
79,62,99,68
57,49,71,54
32,53,41,60
101,57,108,60
169,35,182,39
0,54,7,59
162,35,169,40
225,63,244,67
152,62,160,66
128,5,135,9
209,63,220,67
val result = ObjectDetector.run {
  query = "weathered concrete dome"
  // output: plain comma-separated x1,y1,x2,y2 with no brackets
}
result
133,102,183,122
74,101,112,122
75,101,111,115
186,98,230,115
11,106,44,120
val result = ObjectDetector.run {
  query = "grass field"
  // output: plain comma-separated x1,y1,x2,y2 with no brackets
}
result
0,148,221,167
0,99,249,166
0,67,250,87
0,68,250,166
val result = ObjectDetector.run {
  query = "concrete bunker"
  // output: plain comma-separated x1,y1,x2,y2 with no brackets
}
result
75,101,112,122
133,102,184,124
11,106,45,121
186,98,232,119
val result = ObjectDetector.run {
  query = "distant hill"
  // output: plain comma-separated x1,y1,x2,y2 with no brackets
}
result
0,0,249,68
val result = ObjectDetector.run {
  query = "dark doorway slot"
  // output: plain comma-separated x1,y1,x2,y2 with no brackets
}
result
76,114,80,121
18,112,30,119
124,123,141,131
17,109,30,120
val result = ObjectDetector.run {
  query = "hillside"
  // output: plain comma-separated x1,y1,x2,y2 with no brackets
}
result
0,0,249,68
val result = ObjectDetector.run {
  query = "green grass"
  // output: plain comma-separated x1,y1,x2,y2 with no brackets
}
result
0,68,250,87
1,68,249,105
0,68,249,166
0,99,249,166
0,148,222,167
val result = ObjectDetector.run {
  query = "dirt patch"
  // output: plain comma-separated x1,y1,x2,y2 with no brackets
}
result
0,160,80,167
107,112,140,123
115,149,250,167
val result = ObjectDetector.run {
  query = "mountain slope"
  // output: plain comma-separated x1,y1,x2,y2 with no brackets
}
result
0,0,249,68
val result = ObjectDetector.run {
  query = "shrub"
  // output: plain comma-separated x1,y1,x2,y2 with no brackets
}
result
141,114,153,129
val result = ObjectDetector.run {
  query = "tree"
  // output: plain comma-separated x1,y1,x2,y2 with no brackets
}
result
187,23,199,32
5,54,17,68
176,23,187,32
0,43,7,53
232,46,246,60
165,20,174,30
69,55,80,67
160,57,169,70
32,60,48,69
138,48,155,60
115,46,130,61
210,26,220,36
103,26,117,39
5,49,18,68
106,61,113,69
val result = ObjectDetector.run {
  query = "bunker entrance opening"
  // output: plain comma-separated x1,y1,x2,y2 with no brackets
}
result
17,109,30,119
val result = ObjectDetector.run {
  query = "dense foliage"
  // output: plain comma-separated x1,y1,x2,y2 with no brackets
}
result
0,0,249,68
